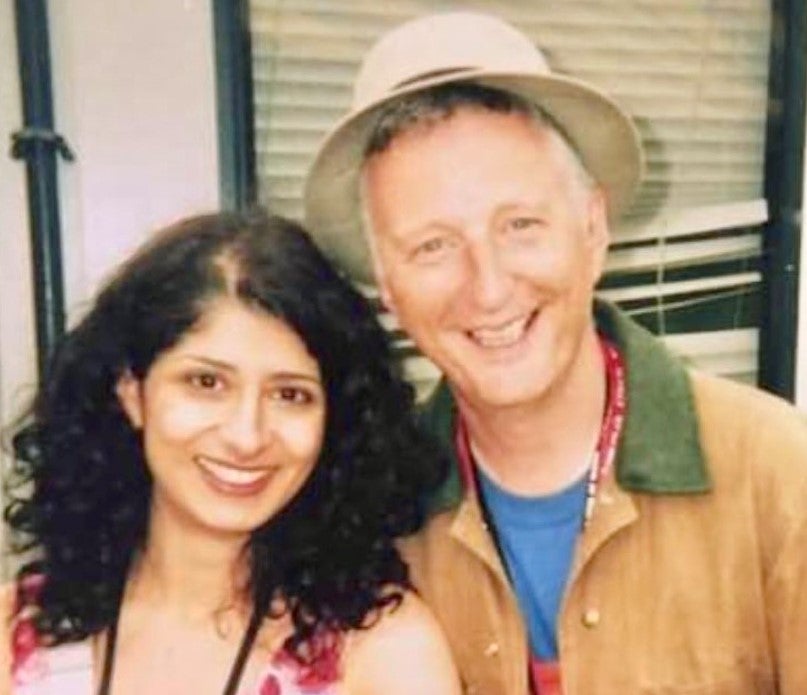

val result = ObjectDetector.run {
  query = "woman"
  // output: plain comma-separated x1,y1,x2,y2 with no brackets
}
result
1,211,460,694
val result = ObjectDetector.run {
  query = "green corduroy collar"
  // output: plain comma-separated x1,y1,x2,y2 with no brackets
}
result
420,301,711,512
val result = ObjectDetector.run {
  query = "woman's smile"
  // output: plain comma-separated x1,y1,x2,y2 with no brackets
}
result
193,454,277,496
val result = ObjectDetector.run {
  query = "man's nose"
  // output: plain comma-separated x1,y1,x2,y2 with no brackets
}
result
467,238,513,311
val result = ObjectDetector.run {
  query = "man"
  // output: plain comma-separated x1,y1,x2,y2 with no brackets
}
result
304,12,807,695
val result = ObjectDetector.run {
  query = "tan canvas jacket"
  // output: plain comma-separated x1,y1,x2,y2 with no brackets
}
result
401,303,807,694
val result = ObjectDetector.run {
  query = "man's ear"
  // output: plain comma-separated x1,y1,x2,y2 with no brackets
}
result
360,171,400,316
364,222,399,316
375,273,398,316
115,371,144,429
586,187,610,285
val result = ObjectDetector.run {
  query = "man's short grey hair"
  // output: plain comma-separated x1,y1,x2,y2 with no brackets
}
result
363,82,595,190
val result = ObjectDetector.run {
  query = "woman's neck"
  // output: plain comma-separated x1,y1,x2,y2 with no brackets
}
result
126,502,251,625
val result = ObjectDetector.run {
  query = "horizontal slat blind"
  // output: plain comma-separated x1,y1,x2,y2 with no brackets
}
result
249,0,770,394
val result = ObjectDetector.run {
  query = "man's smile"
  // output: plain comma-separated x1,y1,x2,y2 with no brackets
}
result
466,311,538,349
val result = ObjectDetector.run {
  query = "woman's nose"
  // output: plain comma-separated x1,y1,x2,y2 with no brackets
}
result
219,395,267,458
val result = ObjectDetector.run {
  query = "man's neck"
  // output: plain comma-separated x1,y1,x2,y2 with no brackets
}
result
457,326,607,497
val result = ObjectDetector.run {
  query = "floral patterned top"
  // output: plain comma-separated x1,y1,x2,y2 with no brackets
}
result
9,574,341,694
11,623,341,695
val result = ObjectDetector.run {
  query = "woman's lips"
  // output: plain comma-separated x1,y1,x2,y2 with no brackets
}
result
194,455,275,496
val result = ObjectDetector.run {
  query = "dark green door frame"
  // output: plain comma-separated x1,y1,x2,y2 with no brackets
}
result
11,0,72,376
760,0,807,400
213,0,257,211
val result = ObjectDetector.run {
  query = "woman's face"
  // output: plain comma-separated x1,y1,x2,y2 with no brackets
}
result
116,297,326,540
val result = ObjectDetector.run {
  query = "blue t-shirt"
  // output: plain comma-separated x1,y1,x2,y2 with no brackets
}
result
478,468,587,660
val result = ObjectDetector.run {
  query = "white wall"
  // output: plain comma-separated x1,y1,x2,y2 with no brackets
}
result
0,0,220,575
0,0,37,420
49,0,221,313
0,0,220,430
0,0,37,577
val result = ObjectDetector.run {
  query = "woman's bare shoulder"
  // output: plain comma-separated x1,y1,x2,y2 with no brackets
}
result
342,591,460,695
0,583,15,616
0,583,16,695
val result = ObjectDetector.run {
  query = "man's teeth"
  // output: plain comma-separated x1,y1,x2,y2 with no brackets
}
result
470,316,530,348
196,457,270,485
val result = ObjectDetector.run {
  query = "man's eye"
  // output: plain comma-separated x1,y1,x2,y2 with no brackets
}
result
412,236,454,262
508,217,542,232
422,238,444,252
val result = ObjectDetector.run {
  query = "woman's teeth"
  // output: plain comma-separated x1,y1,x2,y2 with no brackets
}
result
195,456,270,485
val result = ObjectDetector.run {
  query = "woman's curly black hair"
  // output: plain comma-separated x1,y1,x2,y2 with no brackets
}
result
4,210,447,658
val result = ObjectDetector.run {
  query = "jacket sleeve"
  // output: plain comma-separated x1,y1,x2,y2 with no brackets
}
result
757,408,807,692
767,497,807,692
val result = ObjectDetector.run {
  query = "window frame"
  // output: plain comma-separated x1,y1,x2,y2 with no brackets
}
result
213,0,258,210
759,0,806,399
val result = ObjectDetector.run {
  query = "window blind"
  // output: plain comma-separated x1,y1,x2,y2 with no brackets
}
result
248,0,771,393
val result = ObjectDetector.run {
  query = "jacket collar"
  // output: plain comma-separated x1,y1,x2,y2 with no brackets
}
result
420,301,711,511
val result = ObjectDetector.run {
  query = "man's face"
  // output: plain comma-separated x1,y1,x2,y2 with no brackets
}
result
363,107,609,412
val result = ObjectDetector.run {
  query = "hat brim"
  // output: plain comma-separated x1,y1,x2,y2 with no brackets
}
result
304,68,643,285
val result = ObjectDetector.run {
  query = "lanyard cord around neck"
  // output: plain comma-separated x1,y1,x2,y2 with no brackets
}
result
581,337,626,528
454,336,627,530
96,600,264,695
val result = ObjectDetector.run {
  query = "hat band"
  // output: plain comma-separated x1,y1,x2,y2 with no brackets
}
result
393,66,475,90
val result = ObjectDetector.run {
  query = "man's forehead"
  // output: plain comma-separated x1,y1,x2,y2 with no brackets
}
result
365,103,592,185
361,106,593,198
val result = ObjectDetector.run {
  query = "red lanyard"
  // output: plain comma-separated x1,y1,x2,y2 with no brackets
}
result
530,339,626,695
583,337,627,527
531,660,562,695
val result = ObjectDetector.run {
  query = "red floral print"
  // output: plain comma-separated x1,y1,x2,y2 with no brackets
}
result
273,630,341,690
260,675,282,695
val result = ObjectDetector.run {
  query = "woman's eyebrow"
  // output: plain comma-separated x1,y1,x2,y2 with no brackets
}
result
180,356,323,384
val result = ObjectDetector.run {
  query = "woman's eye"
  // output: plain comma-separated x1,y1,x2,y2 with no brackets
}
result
187,372,224,391
272,386,313,405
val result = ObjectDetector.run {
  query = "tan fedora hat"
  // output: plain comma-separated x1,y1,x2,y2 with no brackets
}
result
304,11,644,285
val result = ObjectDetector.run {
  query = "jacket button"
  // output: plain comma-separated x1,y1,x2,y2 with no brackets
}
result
582,608,601,628
484,641,500,657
